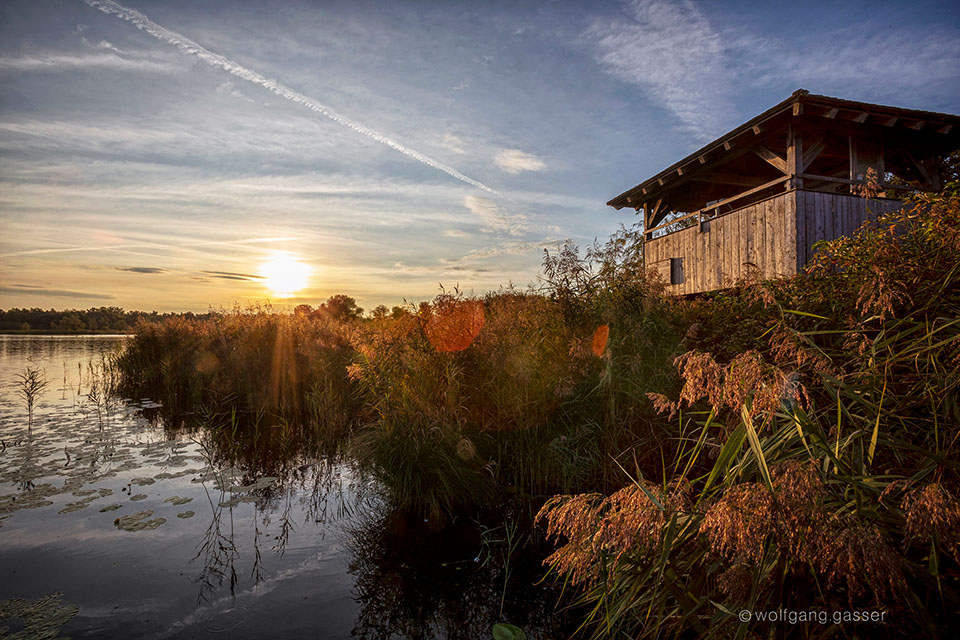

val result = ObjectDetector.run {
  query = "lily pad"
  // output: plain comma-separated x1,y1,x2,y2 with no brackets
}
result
130,477,155,486
114,510,166,532
163,496,192,506
99,503,123,513
493,623,527,640
130,494,147,501
176,511,195,519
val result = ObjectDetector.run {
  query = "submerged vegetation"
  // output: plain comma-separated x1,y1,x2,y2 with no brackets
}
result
110,185,960,637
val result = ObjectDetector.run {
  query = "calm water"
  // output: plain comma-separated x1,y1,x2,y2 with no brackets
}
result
0,336,566,639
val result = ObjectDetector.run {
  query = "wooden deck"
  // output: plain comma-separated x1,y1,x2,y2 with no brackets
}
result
644,190,903,295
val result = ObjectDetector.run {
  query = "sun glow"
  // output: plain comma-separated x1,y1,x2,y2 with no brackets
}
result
259,252,311,298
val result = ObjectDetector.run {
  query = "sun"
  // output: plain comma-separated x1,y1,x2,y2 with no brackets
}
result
259,252,311,298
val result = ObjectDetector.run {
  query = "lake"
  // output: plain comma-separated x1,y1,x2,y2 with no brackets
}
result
0,335,567,639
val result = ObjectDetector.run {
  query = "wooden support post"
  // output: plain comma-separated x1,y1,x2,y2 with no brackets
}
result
787,125,803,190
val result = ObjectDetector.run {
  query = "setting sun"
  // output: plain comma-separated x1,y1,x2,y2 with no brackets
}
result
259,252,311,298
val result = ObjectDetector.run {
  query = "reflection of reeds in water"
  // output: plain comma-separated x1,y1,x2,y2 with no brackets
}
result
347,504,574,640
85,354,118,430
188,420,364,604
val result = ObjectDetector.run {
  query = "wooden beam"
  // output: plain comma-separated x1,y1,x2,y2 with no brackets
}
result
801,173,930,192
723,141,733,151
645,176,789,235
801,135,826,173
753,146,788,173
698,155,707,164
937,124,953,135
645,198,666,234
904,150,941,190
752,125,762,135
852,112,868,123
793,102,803,116
657,177,665,186
823,108,839,119
651,199,663,218
787,125,803,189
677,167,684,176
881,116,898,127
908,120,925,131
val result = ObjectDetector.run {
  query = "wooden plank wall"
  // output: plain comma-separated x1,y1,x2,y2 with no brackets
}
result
644,192,797,295
794,192,904,270
645,190,907,295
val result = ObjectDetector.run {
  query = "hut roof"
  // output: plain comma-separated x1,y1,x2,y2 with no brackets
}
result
607,90,960,219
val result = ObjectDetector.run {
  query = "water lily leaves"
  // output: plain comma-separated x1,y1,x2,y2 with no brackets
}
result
0,592,79,640
129,494,147,501
114,510,166,531
163,496,192,506
154,468,204,481
130,477,155,486
492,623,526,640
176,511,195,519
99,503,123,512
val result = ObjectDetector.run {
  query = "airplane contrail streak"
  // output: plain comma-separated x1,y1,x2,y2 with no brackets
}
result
80,0,498,195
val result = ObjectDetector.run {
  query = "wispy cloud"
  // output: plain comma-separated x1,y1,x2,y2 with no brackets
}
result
81,0,498,194
730,25,960,99
444,237,565,263
441,133,467,154
589,1,960,141
201,270,264,281
587,0,732,141
463,195,528,235
117,266,165,274
0,284,112,299
0,52,177,73
0,236,298,258
494,149,546,174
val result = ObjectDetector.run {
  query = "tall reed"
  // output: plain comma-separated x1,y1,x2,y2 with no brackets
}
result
538,184,960,638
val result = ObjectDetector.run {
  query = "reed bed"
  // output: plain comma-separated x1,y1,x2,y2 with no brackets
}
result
115,184,960,637
538,185,960,638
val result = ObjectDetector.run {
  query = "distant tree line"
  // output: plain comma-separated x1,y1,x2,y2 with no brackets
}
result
0,307,216,332
0,296,409,332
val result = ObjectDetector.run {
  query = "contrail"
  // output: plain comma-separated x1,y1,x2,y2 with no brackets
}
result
80,0,498,195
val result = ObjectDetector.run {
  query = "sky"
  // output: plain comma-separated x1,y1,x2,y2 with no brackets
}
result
1,0,959,313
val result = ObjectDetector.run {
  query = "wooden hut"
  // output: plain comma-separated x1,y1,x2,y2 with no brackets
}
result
607,90,960,295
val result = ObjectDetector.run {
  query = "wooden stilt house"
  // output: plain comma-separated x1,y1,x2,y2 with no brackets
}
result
607,90,960,295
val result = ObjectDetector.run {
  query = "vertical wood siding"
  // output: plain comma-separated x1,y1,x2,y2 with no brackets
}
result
645,190,904,295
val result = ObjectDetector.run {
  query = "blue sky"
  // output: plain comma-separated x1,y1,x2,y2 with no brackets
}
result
2,0,959,312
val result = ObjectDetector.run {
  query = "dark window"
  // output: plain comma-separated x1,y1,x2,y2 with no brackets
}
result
670,257,684,285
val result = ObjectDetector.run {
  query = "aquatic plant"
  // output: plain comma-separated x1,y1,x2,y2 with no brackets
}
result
13,366,49,426
85,354,118,430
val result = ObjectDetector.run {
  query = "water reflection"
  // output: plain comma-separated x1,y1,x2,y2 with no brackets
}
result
0,336,570,638
349,506,574,639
